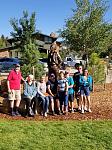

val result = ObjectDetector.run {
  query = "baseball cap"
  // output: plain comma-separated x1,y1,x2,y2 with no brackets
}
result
15,64,20,67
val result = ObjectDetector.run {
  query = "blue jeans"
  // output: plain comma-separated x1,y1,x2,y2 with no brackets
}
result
39,96,49,113
58,91,68,106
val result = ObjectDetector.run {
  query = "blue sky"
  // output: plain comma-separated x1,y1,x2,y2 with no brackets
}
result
0,0,112,38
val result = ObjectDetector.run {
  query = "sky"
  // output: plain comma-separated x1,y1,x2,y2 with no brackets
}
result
0,0,112,38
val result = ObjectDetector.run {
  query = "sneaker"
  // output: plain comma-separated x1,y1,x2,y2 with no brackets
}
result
51,111,55,116
41,112,44,116
78,107,81,111
84,106,87,111
81,109,84,114
11,111,16,116
34,110,38,115
57,110,61,115
71,109,74,113
63,111,68,115
88,109,92,113
44,112,47,117
15,111,21,116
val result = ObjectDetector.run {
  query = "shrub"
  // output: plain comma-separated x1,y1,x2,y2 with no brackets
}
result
88,53,105,83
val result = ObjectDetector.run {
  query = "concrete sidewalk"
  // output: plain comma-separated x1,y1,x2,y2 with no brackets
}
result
105,69,112,83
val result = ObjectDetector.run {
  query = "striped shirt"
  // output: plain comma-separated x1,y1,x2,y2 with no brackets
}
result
57,78,68,91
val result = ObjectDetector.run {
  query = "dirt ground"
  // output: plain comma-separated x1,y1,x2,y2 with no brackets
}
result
0,83,112,121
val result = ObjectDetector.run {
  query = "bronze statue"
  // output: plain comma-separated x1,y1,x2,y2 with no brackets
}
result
48,41,62,79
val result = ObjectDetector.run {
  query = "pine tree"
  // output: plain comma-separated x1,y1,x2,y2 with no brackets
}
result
10,11,44,79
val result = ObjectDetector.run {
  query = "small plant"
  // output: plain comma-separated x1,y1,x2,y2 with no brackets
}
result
88,53,105,83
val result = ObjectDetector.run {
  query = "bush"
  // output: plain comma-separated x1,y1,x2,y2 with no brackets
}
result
88,53,105,83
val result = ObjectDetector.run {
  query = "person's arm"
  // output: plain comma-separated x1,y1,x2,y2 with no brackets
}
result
23,82,31,98
7,71,12,93
57,81,60,92
65,80,68,95
79,76,84,86
47,85,54,97
88,76,93,91
21,76,25,82
32,81,38,97
7,80,11,93
68,77,74,88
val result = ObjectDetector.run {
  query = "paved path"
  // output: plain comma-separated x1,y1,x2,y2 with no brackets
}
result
106,69,112,83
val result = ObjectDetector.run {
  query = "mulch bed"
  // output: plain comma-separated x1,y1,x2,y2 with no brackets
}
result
0,83,112,121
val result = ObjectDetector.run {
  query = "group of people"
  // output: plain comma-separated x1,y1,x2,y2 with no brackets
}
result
7,63,93,117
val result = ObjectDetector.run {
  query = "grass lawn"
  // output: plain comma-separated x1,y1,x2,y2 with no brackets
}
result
0,119,112,150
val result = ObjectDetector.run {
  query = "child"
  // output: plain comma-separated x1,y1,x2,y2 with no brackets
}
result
57,71,68,114
65,71,74,113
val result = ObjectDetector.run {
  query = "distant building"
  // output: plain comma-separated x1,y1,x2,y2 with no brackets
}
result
0,32,57,58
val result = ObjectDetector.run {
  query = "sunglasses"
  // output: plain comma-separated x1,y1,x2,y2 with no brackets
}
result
51,75,55,78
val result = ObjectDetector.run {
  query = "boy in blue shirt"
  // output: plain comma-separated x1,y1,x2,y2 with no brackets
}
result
65,71,75,113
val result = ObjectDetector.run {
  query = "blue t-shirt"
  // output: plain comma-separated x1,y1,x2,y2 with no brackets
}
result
46,80,57,94
67,76,74,94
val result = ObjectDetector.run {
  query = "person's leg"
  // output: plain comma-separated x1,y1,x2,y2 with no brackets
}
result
69,94,74,113
55,97,61,114
64,94,68,114
8,90,15,116
10,100,15,116
59,92,64,113
85,87,91,112
86,96,91,112
15,90,21,116
80,95,84,113
39,96,46,116
83,96,87,111
44,96,49,117
68,94,71,111
24,98,34,116
49,96,55,115
80,88,85,113
31,97,38,114
24,98,31,115
75,89,81,111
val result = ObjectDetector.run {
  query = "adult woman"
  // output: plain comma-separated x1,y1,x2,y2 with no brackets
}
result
79,69,93,113
23,74,37,117
37,76,49,117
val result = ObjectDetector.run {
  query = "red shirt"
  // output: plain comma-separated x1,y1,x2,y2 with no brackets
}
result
7,69,22,90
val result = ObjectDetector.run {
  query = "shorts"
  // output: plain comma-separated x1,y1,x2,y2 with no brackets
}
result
80,86,90,96
8,90,21,101
68,93,74,102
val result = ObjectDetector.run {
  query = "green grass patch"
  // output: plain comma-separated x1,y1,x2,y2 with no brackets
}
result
0,119,112,150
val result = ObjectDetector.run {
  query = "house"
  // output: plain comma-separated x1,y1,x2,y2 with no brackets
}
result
0,32,57,58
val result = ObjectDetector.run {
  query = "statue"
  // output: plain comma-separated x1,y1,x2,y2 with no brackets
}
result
48,41,62,79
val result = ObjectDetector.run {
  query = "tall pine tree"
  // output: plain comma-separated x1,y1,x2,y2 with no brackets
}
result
10,11,44,79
